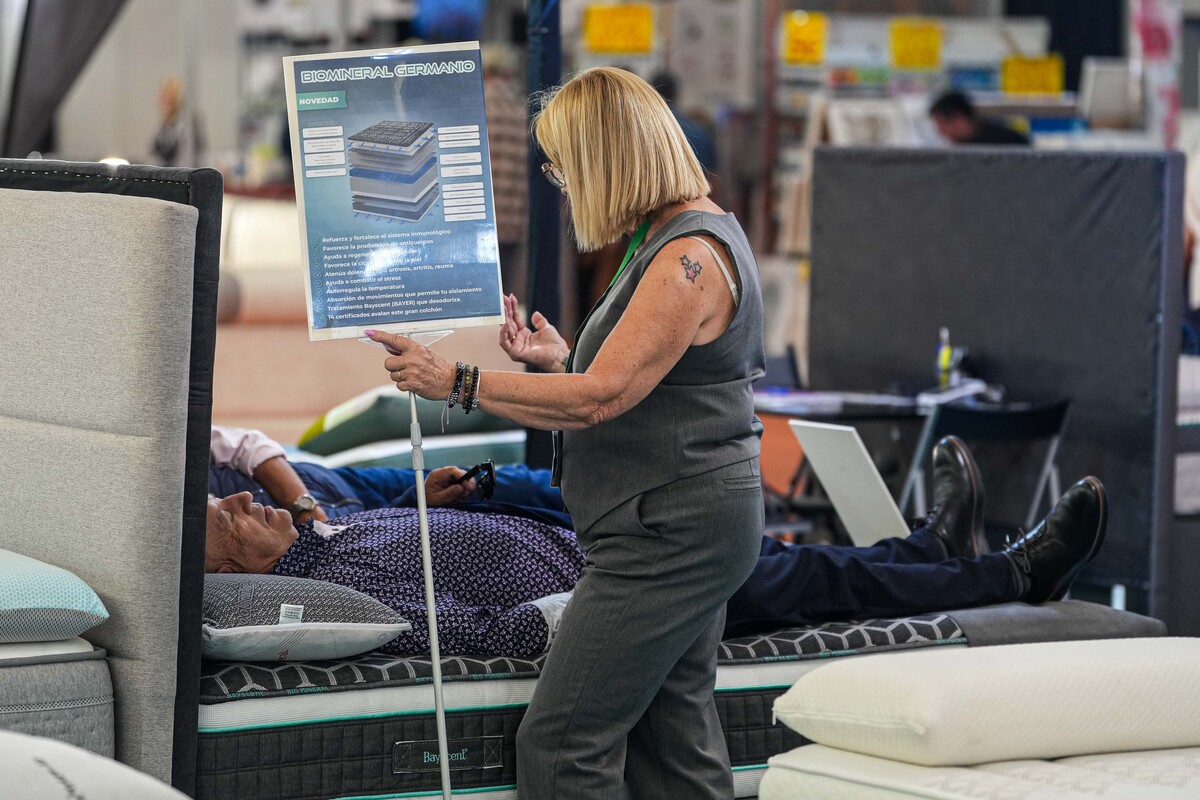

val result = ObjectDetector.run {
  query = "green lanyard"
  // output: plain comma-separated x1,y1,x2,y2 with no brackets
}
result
608,220,651,290
567,220,651,377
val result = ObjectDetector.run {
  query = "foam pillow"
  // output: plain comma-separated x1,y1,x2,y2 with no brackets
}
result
773,637,1200,766
2,730,186,799
0,549,108,643
298,385,514,456
202,574,410,662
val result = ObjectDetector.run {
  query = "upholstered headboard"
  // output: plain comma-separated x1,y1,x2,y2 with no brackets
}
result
0,159,220,795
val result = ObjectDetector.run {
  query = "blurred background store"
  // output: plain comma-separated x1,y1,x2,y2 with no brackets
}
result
0,1,1191,339
2,1,1192,310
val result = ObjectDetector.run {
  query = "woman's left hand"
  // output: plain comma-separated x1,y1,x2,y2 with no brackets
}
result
366,330,455,400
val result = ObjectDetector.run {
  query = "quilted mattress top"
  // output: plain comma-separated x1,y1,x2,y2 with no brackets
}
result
760,744,1200,800
199,613,964,704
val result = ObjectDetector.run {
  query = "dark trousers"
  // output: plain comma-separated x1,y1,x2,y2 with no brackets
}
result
724,527,1019,638
516,460,763,800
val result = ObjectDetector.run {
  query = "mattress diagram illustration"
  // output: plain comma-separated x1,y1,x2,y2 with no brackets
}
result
347,120,440,221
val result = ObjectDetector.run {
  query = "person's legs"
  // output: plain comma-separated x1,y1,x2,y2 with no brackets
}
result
624,606,732,799
726,528,1020,637
516,461,761,800
757,526,947,564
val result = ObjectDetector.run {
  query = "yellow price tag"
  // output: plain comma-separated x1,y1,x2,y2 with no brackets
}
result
1001,54,1064,96
890,18,942,71
583,4,655,55
782,11,828,67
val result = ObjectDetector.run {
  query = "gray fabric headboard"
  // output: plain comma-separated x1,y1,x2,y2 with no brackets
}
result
0,159,220,795
809,148,1182,617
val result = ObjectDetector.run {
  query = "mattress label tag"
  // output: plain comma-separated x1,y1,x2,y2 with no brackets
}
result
393,736,503,773
278,604,304,624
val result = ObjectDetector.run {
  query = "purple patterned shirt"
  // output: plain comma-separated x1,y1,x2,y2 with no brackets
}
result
271,507,584,657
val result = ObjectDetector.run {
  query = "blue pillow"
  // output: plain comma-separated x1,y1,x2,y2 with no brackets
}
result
0,549,109,643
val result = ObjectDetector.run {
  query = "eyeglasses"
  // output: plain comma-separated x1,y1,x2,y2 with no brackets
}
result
541,162,566,189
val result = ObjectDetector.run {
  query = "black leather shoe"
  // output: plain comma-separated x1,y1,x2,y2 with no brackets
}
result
1004,477,1108,604
929,436,987,559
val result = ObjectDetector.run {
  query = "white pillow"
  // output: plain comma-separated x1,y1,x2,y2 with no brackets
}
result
202,574,410,661
2,730,186,799
773,637,1200,766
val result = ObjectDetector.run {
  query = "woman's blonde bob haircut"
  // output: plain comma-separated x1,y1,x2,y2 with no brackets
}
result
533,67,710,252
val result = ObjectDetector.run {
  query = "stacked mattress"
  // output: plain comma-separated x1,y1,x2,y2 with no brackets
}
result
760,745,1200,799
347,121,440,222
760,635,1199,800
194,602,1162,800
0,638,114,756
196,614,964,800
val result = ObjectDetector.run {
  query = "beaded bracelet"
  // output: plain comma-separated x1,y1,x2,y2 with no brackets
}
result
464,366,481,414
447,361,466,408
460,364,474,406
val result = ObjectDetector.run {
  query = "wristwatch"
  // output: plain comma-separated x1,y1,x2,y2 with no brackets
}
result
288,493,318,517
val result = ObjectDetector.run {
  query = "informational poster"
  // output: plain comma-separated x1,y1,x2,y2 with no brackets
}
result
782,11,828,67
1001,54,1064,96
582,3,655,55
283,42,503,341
667,0,756,111
889,18,943,72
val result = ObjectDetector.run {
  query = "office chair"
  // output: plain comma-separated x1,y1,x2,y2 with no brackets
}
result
899,399,1071,531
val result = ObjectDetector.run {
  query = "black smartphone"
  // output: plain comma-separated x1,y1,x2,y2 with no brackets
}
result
455,460,495,500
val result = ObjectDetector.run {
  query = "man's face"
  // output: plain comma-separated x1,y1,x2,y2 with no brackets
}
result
932,112,976,144
205,492,298,574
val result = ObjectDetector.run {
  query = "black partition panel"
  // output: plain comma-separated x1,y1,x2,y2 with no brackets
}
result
809,148,1182,617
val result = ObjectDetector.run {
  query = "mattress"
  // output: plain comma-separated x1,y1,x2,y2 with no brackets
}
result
352,187,441,222
194,601,1162,800
350,168,439,203
196,614,965,800
759,744,1200,799
348,121,440,222
0,637,114,757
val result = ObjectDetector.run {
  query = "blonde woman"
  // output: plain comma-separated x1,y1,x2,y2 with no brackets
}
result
368,67,764,798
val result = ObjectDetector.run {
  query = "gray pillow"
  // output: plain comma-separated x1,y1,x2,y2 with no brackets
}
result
202,574,410,662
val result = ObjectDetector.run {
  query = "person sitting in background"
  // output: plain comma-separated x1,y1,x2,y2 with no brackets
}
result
650,70,718,182
209,427,1108,645
929,90,1031,146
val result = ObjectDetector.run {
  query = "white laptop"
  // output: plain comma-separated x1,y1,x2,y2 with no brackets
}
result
789,420,910,546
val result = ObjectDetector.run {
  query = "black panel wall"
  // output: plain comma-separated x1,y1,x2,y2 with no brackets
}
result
809,148,1182,618
1005,0,1125,92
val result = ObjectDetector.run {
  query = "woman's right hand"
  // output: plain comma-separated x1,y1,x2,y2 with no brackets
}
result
499,293,570,373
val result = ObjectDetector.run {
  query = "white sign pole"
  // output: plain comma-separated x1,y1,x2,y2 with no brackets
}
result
408,330,453,800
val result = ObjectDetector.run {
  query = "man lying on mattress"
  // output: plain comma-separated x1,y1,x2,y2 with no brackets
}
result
207,425,1108,659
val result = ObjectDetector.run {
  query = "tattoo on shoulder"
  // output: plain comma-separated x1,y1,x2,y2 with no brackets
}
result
679,254,702,284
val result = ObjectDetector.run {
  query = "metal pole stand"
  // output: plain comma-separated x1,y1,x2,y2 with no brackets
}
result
366,329,454,799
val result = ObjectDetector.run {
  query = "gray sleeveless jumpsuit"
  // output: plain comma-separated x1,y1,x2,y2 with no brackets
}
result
516,211,766,799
